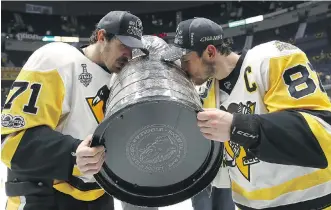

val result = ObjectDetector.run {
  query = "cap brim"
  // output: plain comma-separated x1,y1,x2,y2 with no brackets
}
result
117,35,144,49
161,45,191,62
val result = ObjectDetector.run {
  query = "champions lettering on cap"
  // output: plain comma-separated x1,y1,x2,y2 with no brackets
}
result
97,11,144,49
162,18,224,62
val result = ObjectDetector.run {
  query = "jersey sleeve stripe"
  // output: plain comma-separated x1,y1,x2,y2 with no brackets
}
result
53,180,105,201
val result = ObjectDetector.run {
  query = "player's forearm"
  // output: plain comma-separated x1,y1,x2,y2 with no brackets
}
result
230,111,328,168
5,125,81,180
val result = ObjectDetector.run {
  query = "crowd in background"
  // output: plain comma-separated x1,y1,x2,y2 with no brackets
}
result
2,1,331,105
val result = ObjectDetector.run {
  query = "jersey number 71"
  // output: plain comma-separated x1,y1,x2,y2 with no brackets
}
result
3,81,42,115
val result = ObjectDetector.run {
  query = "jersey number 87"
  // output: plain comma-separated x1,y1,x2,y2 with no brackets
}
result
283,63,326,99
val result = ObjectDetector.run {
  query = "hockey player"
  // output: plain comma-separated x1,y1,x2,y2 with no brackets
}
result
162,17,331,210
1,11,145,210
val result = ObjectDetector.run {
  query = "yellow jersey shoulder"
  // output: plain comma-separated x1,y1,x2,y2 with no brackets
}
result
250,40,303,60
1,42,81,134
253,41,331,112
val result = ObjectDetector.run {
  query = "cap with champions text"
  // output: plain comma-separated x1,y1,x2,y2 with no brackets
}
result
97,11,144,49
162,18,224,62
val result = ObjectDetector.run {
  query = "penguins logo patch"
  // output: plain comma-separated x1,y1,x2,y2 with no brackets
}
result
221,101,260,182
86,85,110,124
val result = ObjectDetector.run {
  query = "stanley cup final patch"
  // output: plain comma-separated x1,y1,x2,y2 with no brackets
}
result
79,64,92,87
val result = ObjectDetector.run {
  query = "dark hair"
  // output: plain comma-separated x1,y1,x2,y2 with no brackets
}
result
196,40,232,57
89,26,116,44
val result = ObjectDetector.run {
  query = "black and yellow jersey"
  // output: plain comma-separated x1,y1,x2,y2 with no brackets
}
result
198,40,331,210
1,42,112,205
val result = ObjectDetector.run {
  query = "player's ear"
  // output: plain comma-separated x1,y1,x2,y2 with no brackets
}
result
97,29,107,42
202,45,216,61
206,45,217,58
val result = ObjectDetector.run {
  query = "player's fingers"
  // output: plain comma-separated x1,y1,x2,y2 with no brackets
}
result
80,154,105,175
200,127,215,134
81,134,93,146
78,162,100,173
197,119,218,128
197,111,213,121
80,151,105,165
77,145,105,157
197,119,209,127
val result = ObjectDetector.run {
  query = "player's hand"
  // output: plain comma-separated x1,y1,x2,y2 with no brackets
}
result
197,108,233,142
76,134,105,176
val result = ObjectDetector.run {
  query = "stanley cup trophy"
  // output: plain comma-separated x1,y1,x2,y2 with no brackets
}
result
91,35,224,207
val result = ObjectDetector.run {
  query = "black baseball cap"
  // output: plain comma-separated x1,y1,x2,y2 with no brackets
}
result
162,18,224,62
97,11,144,49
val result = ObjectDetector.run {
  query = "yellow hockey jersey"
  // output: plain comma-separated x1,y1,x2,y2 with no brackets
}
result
198,41,331,209
1,42,113,202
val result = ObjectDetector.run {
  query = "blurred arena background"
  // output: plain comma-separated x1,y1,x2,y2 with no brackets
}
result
1,1,331,209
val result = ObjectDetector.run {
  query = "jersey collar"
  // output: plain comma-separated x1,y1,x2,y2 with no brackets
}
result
219,50,247,95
